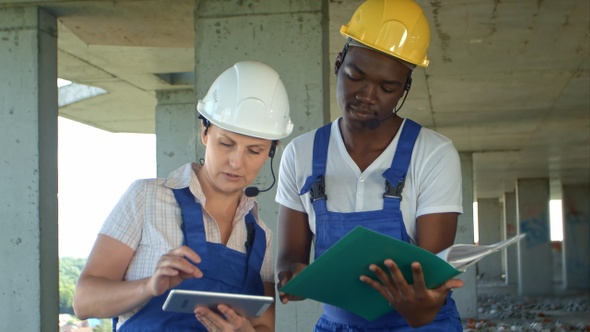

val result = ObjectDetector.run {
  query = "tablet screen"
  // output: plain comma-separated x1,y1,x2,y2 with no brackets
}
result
162,289,274,317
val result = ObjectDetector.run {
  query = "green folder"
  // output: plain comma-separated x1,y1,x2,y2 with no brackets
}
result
279,226,461,321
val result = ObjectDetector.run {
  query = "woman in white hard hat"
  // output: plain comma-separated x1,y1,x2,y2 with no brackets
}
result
73,61,293,332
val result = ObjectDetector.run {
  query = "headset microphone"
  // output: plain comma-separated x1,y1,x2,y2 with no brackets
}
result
245,160,276,197
245,143,277,197
363,112,394,130
363,118,380,130
244,186,264,197
362,75,412,130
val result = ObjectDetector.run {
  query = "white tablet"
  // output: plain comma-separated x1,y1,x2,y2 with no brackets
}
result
162,289,274,317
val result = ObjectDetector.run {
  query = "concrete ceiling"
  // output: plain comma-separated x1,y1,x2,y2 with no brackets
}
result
2,0,589,200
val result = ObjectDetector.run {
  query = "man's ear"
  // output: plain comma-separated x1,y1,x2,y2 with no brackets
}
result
334,52,343,76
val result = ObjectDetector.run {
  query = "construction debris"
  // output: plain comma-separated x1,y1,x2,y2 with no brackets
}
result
462,292,590,331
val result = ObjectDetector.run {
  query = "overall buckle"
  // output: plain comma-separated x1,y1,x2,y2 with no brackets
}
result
310,175,327,202
384,178,405,200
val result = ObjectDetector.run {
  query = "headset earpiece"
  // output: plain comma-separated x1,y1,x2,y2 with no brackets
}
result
404,76,412,91
394,75,412,114
269,141,277,158
335,43,349,72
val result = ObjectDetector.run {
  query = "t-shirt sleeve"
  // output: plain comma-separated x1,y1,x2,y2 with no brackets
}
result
275,140,306,212
99,179,147,250
415,141,463,217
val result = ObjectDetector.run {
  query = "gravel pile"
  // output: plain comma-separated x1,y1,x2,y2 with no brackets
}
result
461,293,590,331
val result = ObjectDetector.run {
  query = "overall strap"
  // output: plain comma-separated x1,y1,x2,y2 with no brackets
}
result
172,187,206,249
382,119,421,210
244,213,265,270
243,212,265,295
113,189,202,331
300,123,331,199
299,123,332,215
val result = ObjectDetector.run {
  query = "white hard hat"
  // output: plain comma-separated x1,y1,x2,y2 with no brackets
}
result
197,61,294,140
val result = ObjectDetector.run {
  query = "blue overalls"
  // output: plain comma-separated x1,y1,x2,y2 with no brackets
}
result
116,187,266,332
300,119,462,331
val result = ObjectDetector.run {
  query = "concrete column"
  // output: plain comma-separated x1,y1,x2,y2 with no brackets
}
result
477,198,503,280
562,184,590,290
453,152,477,319
194,1,329,330
516,178,553,295
155,89,197,178
502,191,518,285
0,7,59,331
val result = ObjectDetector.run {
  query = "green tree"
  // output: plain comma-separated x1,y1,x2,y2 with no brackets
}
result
59,257,86,314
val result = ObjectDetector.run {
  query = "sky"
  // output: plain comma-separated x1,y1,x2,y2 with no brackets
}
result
58,117,156,258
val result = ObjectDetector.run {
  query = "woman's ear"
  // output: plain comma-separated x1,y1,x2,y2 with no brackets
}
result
200,122,208,146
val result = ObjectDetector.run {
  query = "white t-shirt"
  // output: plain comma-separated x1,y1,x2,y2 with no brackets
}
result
100,162,274,326
276,118,463,244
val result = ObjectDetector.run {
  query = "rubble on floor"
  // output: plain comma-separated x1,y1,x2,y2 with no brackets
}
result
462,292,590,331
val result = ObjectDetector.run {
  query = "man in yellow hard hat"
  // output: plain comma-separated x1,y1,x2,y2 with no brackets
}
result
276,0,464,330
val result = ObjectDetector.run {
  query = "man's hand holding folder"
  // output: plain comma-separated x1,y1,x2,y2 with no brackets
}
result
277,263,308,304
360,259,464,327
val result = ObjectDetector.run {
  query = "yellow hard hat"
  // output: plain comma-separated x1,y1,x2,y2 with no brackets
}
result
340,0,431,67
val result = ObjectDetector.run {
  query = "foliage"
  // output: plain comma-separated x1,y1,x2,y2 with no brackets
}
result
59,258,113,330
59,257,86,314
